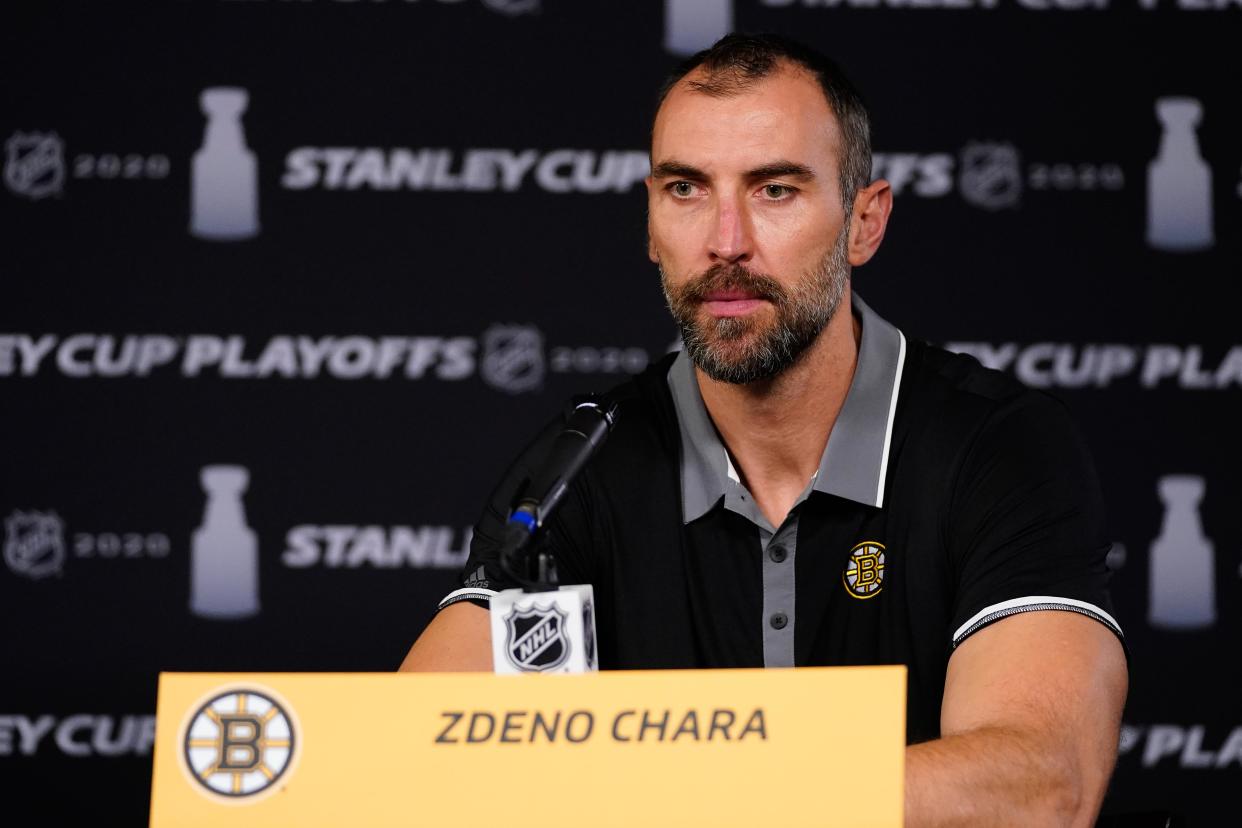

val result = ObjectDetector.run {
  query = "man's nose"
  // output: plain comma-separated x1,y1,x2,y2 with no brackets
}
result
707,198,753,264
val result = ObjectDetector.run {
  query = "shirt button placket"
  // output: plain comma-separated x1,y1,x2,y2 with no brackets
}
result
767,544,789,630
761,520,796,668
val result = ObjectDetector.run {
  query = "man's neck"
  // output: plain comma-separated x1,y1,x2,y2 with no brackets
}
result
695,292,862,528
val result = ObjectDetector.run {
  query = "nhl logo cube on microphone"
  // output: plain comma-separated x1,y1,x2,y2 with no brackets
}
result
490,585,598,675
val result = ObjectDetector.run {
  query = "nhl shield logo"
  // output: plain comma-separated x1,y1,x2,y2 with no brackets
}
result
582,598,596,670
480,324,545,394
958,142,1022,211
3,510,66,580
504,603,570,672
4,132,66,200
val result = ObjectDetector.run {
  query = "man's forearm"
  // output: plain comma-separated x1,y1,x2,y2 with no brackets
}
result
905,725,1103,828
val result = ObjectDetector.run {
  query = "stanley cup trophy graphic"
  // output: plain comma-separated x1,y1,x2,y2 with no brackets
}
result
191,87,259,240
665,0,732,57
1148,475,1215,630
190,465,260,619
1147,97,1213,252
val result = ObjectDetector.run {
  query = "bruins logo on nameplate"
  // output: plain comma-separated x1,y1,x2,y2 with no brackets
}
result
504,603,569,672
843,541,886,599
180,687,297,802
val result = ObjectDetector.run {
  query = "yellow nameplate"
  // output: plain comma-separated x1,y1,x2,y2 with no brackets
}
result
150,667,905,827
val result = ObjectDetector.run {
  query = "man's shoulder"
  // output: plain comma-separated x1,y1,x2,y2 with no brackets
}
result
907,338,1028,404
905,337,1063,417
899,338,1079,460
581,351,681,465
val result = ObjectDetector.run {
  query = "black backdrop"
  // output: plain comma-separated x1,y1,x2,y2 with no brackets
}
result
2,1,1239,824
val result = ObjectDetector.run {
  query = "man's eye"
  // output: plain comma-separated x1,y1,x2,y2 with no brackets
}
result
671,181,696,197
762,184,792,199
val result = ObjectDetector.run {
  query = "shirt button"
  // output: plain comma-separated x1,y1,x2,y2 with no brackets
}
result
768,545,787,563
769,612,788,630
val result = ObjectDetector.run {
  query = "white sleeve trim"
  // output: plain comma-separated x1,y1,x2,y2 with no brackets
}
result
437,587,498,610
952,595,1124,648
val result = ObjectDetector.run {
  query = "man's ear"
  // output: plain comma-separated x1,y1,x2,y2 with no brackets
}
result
848,179,894,267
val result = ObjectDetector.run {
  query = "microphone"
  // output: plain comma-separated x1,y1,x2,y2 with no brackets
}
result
499,395,617,587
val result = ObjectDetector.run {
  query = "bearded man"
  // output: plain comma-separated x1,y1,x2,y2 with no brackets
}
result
401,33,1128,827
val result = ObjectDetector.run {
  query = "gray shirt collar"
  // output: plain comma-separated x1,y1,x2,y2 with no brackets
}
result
668,291,907,523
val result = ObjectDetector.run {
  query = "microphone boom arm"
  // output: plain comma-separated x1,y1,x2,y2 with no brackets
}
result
498,395,617,591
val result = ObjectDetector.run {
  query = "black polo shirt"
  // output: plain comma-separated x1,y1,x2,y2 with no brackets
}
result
439,293,1124,743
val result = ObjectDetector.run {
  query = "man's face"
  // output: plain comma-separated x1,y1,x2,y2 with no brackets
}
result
648,64,852,384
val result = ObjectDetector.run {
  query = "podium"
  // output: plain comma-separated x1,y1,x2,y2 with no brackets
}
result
150,667,906,827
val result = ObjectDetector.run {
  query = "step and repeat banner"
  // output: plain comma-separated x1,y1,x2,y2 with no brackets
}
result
2,1,1238,824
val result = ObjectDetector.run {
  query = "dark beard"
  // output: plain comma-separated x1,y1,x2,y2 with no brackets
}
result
660,232,849,384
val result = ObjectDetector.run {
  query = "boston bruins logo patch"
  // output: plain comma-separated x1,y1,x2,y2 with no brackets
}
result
843,541,886,599
180,687,297,801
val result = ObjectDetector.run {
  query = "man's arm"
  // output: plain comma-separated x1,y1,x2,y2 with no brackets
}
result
398,603,492,672
906,610,1128,827
400,402,607,673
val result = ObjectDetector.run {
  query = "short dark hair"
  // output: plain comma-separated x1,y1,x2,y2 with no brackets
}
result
654,33,872,212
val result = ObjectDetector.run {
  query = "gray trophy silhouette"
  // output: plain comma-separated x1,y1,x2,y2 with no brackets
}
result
1148,475,1215,630
665,0,732,57
191,87,259,240
190,465,260,619
1147,97,1213,252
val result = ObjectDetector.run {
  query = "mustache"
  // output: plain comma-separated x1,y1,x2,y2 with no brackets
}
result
678,263,786,303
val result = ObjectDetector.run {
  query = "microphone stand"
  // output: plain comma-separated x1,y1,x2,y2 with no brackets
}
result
488,397,613,674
